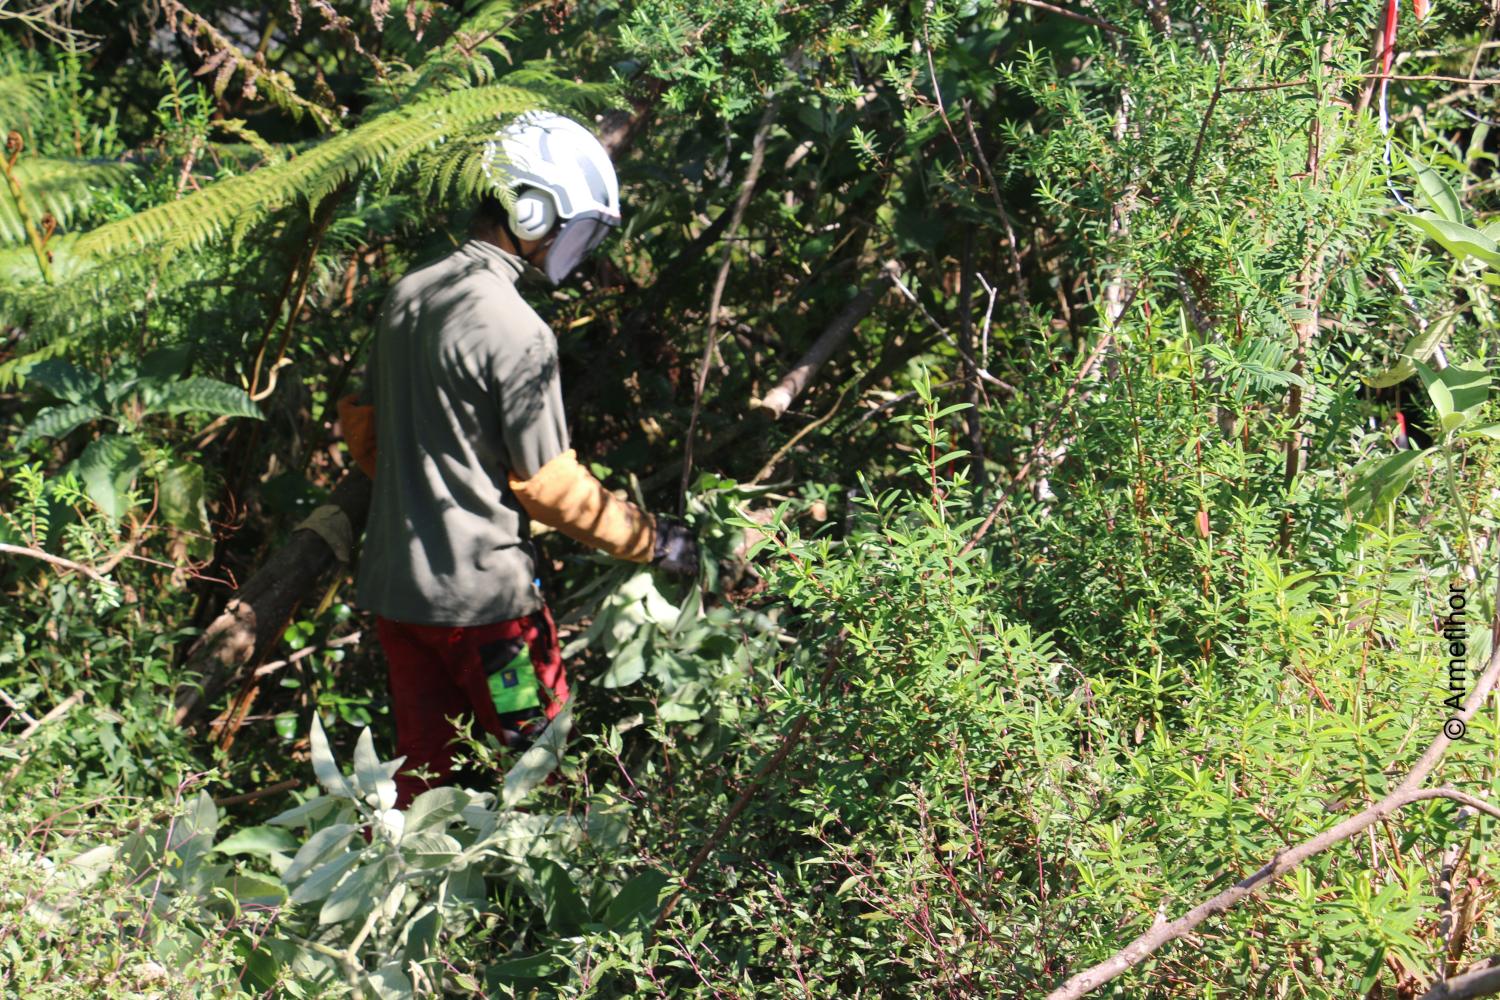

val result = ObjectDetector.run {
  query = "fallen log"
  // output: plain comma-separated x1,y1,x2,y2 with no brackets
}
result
173,471,371,727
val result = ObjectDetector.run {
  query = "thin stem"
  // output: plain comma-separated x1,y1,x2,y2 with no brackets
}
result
0,135,54,284
1439,440,1480,574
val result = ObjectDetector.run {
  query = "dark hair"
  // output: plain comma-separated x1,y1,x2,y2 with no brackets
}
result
473,193,510,233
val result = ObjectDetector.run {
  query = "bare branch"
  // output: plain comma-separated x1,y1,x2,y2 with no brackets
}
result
1008,0,1124,34
961,100,1029,316
679,100,779,510
754,265,898,420
1421,958,1500,1000
0,541,108,582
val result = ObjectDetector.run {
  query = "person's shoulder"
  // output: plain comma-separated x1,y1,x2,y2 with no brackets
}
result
395,244,463,288
493,305,557,378
450,272,555,376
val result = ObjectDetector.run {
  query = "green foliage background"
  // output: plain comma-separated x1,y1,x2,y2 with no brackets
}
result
2,0,1500,996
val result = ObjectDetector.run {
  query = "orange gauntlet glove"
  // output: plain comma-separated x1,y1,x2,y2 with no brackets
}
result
508,449,656,562
337,395,378,479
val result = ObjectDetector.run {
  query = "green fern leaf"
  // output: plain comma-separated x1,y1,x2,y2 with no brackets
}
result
73,84,553,262
142,377,262,419
0,158,139,246
24,358,103,405
0,72,49,137
16,401,106,448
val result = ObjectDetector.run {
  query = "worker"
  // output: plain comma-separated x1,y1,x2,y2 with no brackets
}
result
337,111,698,807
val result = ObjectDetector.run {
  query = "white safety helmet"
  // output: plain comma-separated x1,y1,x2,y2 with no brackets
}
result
480,111,621,285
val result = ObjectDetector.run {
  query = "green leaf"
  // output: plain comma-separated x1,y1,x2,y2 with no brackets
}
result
308,714,357,800
401,905,441,967
1347,448,1430,518
400,830,461,869
320,858,392,925
268,794,339,829
351,727,396,811
1363,313,1453,389
57,845,117,893
1357,946,1386,994
1414,359,1491,432
1461,422,1500,440
223,873,287,906
288,850,361,905
658,702,701,723
16,402,105,448
503,706,571,807
1408,151,1463,223
24,358,103,405
600,647,647,688
141,377,262,419
485,953,558,985
215,825,299,857
74,434,142,521
282,823,359,883
1401,214,1500,268
139,345,191,381
603,869,668,928
528,857,587,935
366,963,413,1000
403,787,471,836
159,461,209,533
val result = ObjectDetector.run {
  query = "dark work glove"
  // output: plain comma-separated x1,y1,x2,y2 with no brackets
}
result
651,516,700,576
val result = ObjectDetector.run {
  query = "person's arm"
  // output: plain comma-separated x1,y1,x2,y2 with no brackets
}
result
508,449,657,562
497,326,658,562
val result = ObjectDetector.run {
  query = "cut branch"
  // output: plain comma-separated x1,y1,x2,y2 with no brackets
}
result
753,264,898,420
1421,958,1500,1000
173,471,372,727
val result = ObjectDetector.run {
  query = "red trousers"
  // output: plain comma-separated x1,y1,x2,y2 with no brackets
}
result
375,605,568,808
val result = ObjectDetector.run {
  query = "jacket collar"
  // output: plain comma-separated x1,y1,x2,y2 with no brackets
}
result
459,237,527,283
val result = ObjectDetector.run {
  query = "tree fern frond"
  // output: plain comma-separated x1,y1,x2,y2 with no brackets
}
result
501,63,618,113
211,120,286,167
0,158,138,245
390,0,523,103
0,72,48,136
72,84,551,262
0,237,248,383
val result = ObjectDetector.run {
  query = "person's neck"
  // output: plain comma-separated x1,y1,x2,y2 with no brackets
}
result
475,224,522,257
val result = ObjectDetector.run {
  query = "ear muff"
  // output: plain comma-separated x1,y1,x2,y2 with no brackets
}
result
510,188,557,241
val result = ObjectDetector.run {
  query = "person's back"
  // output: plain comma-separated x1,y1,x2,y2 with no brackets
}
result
357,239,565,628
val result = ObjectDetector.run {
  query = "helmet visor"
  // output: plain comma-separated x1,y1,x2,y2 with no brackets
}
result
542,213,614,285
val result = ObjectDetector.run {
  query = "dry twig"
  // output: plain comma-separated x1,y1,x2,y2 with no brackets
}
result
679,101,779,511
